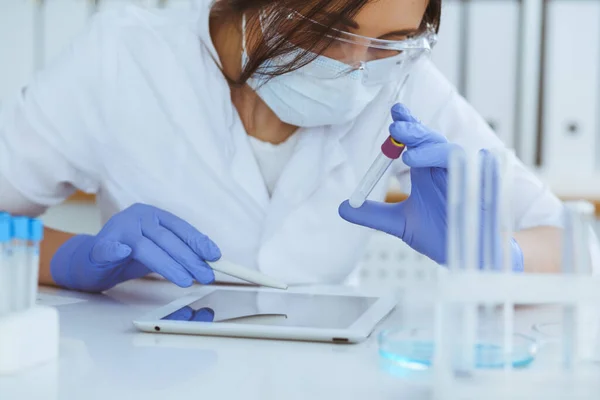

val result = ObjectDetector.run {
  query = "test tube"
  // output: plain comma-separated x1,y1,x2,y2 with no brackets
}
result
463,150,480,273
11,216,29,313
349,137,405,208
0,214,11,317
478,151,495,368
446,149,517,372
462,150,480,372
491,149,516,371
561,201,594,369
446,146,466,271
445,147,477,372
479,152,494,272
27,219,44,308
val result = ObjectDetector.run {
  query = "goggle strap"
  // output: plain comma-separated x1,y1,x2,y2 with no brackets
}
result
242,14,248,54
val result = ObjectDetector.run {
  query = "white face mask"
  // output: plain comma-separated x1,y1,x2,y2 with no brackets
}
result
245,53,384,127
241,17,384,127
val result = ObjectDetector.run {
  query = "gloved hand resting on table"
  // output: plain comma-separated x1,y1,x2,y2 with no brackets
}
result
51,203,221,292
162,307,215,322
339,103,524,272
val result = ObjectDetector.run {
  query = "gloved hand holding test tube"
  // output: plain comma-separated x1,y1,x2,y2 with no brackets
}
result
349,136,406,209
340,103,524,272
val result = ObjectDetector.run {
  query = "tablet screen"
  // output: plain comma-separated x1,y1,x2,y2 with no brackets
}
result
161,290,378,329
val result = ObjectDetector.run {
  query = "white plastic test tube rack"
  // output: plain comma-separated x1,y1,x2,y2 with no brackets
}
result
427,148,600,400
0,213,59,375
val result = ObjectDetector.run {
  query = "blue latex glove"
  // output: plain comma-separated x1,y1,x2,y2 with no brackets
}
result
339,103,524,272
51,203,221,293
163,307,215,322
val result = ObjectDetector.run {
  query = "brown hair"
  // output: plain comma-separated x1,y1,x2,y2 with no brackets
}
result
212,0,442,85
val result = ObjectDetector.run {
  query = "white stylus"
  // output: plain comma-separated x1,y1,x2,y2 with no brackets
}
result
207,259,288,290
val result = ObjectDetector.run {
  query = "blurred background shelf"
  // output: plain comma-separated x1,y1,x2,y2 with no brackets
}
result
2,0,598,197
3,0,600,231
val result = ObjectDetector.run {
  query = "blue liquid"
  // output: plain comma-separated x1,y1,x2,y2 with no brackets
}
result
379,339,535,370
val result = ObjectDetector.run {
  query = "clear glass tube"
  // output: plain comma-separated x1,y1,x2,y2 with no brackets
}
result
480,152,495,272
27,239,41,309
447,149,520,372
0,214,10,317
447,147,465,271
561,201,595,369
349,153,393,208
0,242,8,317
12,238,27,313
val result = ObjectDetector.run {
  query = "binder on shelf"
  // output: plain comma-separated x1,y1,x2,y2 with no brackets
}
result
0,2,36,103
463,0,521,149
95,0,194,11
541,0,600,178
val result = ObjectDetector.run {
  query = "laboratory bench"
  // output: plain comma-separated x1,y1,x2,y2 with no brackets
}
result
0,279,592,400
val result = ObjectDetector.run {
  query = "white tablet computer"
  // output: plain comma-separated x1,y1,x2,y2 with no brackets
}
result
133,286,397,343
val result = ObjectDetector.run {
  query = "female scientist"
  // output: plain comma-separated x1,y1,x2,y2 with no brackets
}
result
0,0,573,292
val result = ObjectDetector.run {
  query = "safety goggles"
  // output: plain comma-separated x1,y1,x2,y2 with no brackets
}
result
258,9,437,85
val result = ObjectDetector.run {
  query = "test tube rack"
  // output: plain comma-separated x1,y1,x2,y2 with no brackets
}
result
0,214,58,375
398,149,600,400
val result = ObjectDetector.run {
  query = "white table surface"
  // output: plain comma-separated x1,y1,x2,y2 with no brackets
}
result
0,279,592,400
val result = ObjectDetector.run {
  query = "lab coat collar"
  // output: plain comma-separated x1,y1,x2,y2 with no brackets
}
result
259,125,349,243
229,120,271,213
257,85,402,242
195,0,236,131
193,0,354,216
227,122,351,227
195,0,221,67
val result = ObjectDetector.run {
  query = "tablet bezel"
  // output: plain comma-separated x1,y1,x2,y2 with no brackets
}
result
133,286,397,343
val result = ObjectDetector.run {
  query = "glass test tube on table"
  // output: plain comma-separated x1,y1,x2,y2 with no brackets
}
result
12,217,29,312
0,214,45,317
0,214,54,377
0,214,10,317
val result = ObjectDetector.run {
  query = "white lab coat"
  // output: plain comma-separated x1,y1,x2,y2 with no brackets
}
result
0,4,591,283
